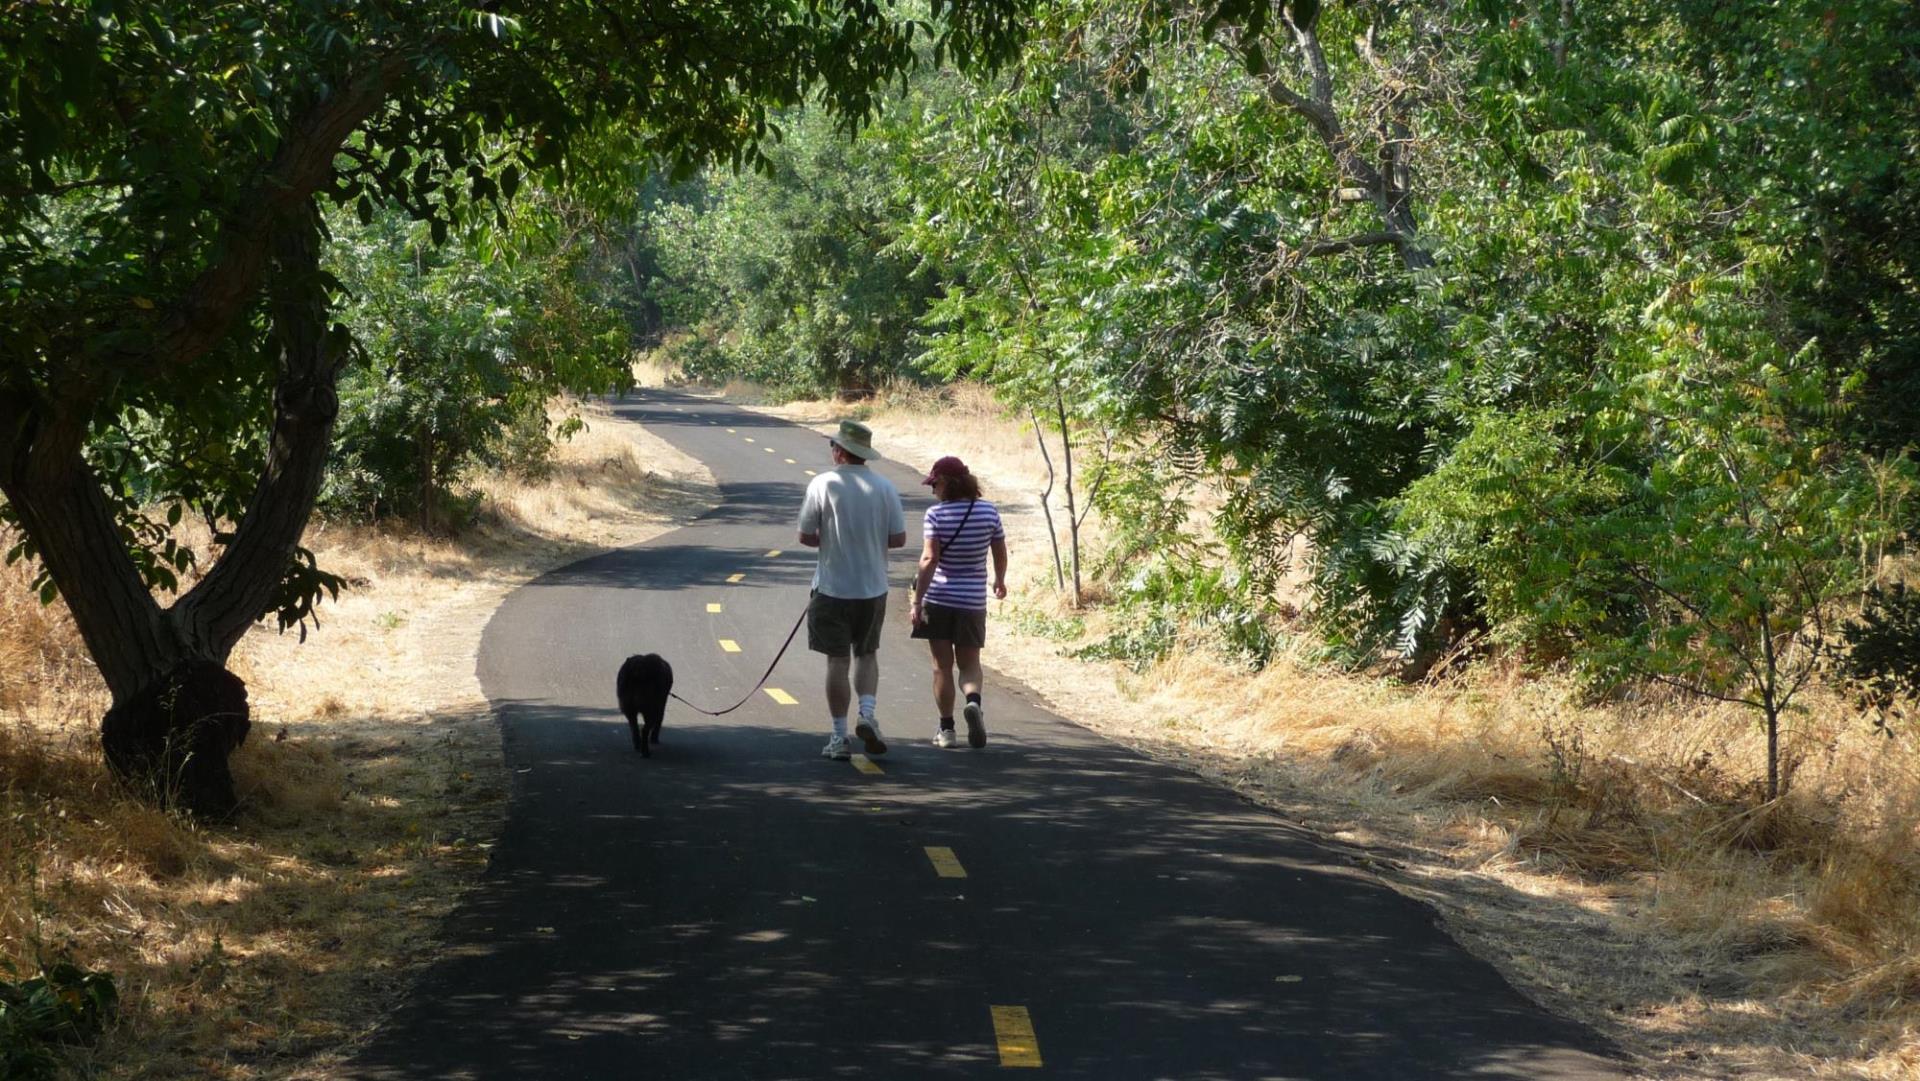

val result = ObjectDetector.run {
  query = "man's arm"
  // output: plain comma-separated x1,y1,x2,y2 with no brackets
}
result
886,488,907,550
797,480,821,547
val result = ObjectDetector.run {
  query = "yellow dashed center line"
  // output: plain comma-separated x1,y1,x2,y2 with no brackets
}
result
726,428,737,433
804,470,817,476
764,446,775,453
990,1006,1042,1067
851,754,883,775
924,846,967,879
727,573,745,583
706,603,723,613
765,549,782,558
764,688,797,705
785,458,796,464
744,437,755,443
718,639,741,653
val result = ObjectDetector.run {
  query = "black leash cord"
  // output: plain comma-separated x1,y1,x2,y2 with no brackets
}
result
669,602,810,716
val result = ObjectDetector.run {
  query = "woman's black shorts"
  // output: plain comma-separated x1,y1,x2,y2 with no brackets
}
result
910,600,988,647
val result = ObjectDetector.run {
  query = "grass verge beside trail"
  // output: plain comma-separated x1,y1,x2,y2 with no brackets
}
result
0,397,715,1079
745,379,1920,1081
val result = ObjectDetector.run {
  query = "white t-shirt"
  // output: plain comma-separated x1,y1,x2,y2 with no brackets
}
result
797,465,904,599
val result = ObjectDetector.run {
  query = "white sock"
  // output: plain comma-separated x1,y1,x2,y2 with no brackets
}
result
858,694,876,719
831,715,848,738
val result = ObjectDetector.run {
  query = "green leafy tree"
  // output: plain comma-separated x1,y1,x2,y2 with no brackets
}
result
0,1,1027,812
325,197,628,530
901,1,1453,636
1403,278,1914,798
900,0,1917,676
644,105,942,394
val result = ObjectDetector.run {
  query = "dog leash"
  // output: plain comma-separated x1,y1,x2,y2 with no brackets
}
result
669,602,811,716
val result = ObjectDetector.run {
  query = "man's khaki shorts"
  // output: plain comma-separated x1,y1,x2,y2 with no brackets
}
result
807,592,888,657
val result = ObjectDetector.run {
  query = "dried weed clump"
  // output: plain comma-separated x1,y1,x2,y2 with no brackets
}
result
750,384,1920,1081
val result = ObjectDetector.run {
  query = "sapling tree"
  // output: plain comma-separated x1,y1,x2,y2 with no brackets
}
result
1406,272,1912,799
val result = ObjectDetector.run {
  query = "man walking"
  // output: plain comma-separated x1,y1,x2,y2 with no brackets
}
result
797,420,906,760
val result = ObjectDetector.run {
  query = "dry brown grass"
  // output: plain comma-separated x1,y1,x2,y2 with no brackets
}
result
748,383,1920,1081
0,397,716,1079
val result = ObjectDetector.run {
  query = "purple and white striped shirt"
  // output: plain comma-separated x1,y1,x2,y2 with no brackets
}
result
922,499,1004,611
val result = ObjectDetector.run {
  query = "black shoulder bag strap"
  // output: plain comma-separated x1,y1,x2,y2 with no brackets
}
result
935,499,978,569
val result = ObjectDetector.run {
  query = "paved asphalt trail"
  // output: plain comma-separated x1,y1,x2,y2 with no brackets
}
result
347,388,1628,1080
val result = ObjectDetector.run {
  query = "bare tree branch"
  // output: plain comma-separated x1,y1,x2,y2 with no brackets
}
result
1302,231,1401,257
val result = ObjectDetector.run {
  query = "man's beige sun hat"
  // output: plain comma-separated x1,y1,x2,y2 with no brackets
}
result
830,419,881,460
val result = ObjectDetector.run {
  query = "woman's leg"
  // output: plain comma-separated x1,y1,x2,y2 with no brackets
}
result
955,644,984,699
929,639,957,720
956,643,987,747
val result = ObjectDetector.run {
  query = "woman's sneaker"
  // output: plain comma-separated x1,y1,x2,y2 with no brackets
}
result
933,726,958,748
821,734,852,760
963,702,987,748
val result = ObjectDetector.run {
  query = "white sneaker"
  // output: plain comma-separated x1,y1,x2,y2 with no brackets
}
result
821,734,851,760
963,702,986,748
854,714,888,755
933,727,958,748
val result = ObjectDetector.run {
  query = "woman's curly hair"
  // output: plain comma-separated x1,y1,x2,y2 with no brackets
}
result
939,470,982,501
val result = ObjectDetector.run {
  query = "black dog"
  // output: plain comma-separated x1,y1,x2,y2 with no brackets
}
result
616,653,673,757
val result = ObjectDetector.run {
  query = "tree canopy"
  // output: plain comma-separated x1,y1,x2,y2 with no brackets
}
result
0,0,1028,810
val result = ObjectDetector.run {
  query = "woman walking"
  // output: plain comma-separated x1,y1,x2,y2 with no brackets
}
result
909,456,1009,748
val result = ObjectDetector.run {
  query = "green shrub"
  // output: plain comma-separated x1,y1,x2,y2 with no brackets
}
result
0,958,118,1081
1831,583,1920,736
1074,558,1279,672
1003,604,1086,642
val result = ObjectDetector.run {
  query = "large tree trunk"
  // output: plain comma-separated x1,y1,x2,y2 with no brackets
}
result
0,201,349,816
0,391,252,812
101,659,251,818
0,57,398,813
177,204,349,658
0,403,179,700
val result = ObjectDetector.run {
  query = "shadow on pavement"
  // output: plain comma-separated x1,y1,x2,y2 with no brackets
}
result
348,695,1625,1081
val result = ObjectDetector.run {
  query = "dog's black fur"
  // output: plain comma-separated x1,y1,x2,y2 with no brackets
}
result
616,653,673,757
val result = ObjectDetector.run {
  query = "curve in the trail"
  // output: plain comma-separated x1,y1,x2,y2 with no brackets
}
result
346,388,1628,1080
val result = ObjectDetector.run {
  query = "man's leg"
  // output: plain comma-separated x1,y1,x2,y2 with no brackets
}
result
825,653,853,722
852,649,887,754
810,595,855,759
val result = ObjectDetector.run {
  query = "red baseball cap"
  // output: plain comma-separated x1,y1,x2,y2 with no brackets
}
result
921,456,967,485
